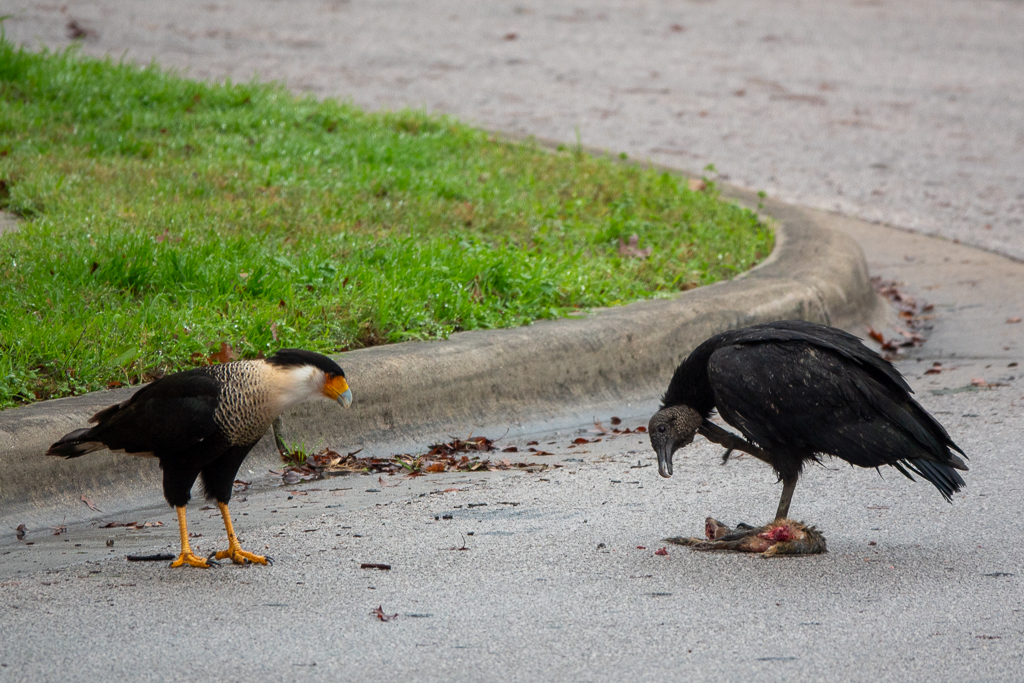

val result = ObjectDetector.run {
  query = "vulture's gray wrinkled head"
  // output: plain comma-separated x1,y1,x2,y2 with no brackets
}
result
648,405,703,478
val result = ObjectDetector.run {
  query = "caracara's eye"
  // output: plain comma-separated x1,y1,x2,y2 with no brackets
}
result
657,424,667,433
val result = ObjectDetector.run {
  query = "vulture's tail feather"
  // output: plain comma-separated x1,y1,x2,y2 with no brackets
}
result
900,458,966,503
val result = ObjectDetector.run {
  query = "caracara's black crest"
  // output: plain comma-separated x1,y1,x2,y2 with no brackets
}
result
266,348,345,377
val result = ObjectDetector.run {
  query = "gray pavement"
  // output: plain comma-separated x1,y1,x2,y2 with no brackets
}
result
3,2,1024,682
4,0,1023,259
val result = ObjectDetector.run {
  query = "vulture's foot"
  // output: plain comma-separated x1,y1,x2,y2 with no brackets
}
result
170,551,217,569
214,543,272,566
665,517,826,557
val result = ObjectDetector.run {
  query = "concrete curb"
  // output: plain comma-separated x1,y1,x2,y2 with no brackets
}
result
0,192,885,520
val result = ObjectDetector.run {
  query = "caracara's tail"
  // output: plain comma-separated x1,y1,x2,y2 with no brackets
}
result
46,428,107,458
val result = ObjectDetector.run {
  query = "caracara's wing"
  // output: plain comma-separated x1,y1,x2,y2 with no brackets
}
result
49,370,221,458
707,340,966,500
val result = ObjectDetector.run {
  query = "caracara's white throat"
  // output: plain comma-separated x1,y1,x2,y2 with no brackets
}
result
266,363,329,415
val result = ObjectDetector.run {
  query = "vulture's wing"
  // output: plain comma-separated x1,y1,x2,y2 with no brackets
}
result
707,340,965,475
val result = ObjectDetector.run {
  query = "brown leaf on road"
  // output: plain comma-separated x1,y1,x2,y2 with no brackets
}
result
66,20,97,40
1007,317,1022,324
425,463,447,473
208,342,237,365
371,606,398,622
655,547,669,556
610,416,622,425
867,327,885,344
592,420,609,434
51,525,67,536
360,563,391,571
80,495,101,512
15,524,27,541
502,446,519,453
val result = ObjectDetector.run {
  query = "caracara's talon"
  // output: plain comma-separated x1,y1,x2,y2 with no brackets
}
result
169,551,214,569
214,547,270,565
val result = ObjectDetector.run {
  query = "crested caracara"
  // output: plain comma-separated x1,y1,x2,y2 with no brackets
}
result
648,320,967,555
47,349,352,568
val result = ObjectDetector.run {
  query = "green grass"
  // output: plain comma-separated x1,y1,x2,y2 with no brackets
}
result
0,37,772,408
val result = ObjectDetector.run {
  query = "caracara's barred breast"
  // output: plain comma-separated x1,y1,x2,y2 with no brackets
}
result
209,361,279,446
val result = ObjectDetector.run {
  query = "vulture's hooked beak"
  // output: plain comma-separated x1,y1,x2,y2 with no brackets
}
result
656,444,674,479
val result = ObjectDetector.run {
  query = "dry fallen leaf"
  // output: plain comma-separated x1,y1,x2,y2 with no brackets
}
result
655,547,669,556
1007,317,1022,324
360,563,391,571
15,524,27,541
687,178,707,192
610,416,622,425
80,495,101,512
208,342,237,365
371,605,398,622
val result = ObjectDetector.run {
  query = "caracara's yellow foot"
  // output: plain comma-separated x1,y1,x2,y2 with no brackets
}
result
170,551,216,568
215,547,271,565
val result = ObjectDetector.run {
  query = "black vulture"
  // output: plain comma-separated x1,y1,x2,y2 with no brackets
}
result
648,320,967,553
47,349,352,568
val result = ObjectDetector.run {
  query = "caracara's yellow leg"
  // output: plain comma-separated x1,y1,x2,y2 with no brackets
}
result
170,506,213,568
214,502,270,565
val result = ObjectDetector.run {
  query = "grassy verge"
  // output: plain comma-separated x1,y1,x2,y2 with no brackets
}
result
0,37,772,408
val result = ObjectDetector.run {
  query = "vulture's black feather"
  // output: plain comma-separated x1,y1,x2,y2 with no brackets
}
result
649,320,967,529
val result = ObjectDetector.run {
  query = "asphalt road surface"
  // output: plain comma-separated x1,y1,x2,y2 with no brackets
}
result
3,2,1024,681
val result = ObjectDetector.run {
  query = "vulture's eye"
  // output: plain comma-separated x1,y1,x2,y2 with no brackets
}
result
657,424,667,433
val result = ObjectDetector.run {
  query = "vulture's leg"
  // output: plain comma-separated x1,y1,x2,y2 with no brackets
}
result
775,476,798,521
214,502,271,565
170,506,216,569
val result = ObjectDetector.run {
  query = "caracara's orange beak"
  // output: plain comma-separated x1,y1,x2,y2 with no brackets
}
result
323,375,353,408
